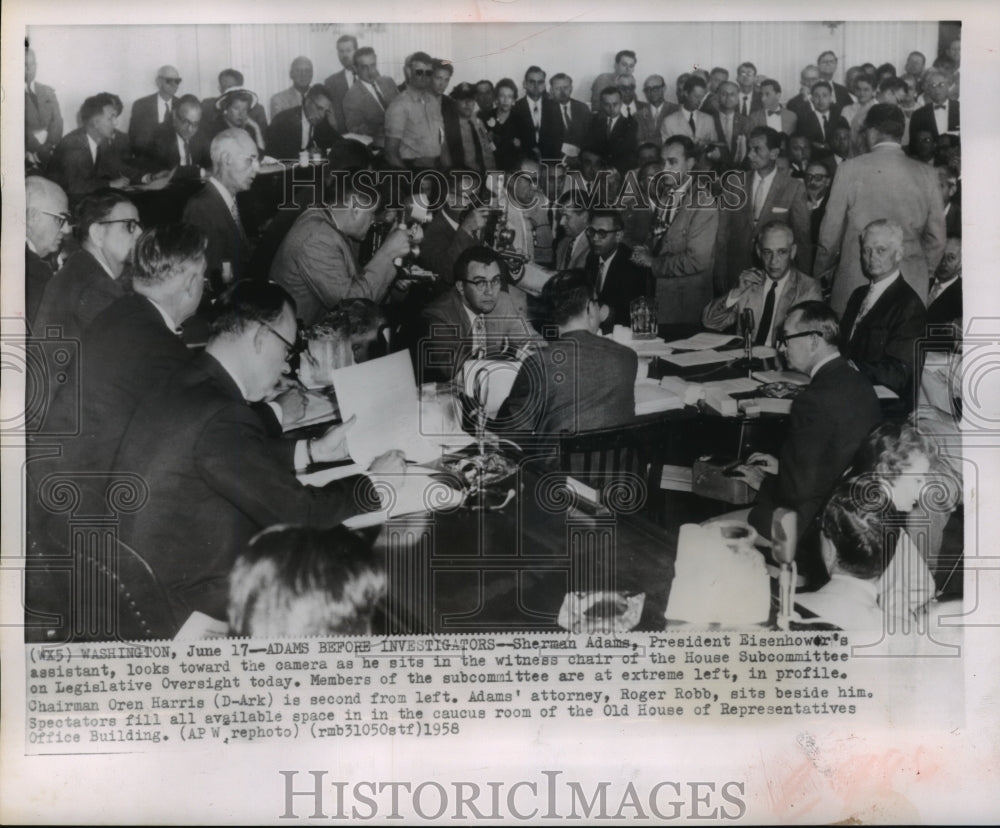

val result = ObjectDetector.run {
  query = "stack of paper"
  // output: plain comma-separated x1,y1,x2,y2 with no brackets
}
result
634,380,685,415
664,332,740,351
659,349,731,368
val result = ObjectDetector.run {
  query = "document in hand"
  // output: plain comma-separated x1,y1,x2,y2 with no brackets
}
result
331,351,443,467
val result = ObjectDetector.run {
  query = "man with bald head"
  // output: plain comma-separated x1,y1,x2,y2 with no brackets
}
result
181,128,260,291
25,47,63,168
146,95,210,176
128,64,182,157
25,176,71,324
270,56,314,120
635,74,676,146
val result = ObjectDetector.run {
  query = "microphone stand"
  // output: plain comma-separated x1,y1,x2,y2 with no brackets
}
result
772,508,799,629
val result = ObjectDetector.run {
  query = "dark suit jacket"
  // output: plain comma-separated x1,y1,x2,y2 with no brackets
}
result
556,98,593,150
129,93,179,156
497,329,638,436
342,76,399,146
749,107,798,137
748,356,883,565
26,247,54,327
47,127,142,203
115,351,376,627
35,248,127,342
416,209,477,285
795,110,849,150
181,180,252,287
710,110,751,170
582,113,639,175
202,97,268,131
634,102,677,146
323,69,354,132
265,105,341,160
735,89,763,116
841,275,927,400
510,96,564,160
440,95,464,169
831,82,853,111
908,99,960,154
927,278,962,326
25,82,63,163
147,120,210,175
944,202,961,238
584,243,651,333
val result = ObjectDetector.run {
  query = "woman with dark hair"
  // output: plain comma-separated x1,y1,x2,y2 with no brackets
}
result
206,87,267,152
479,77,520,172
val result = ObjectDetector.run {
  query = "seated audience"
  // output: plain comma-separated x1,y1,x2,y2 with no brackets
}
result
739,301,883,584
804,160,833,255
703,221,822,346
229,525,386,637
269,177,414,326
265,84,340,160
840,219,927,401
582,208,651,334
35,190,141,341
114,281,405,628
25,176,71,325
496,269,637,435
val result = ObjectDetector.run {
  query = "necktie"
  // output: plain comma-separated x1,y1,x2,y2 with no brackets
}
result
688,111,696,136
606,117,613,138
852,289,875,337
533,103,540,142
470,121,485,171
929,279,947,304
755,280,777,346
230,198,248,244
752,176,766,222
562,104,571,130
723,114,733,147
821,112,829,142
472,314,487,358
598,256,611,294
372,82,388,110
741,95,750,117
183,140,192,166
162,101,171,124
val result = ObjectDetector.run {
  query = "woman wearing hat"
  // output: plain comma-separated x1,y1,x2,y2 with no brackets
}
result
207,87,266,153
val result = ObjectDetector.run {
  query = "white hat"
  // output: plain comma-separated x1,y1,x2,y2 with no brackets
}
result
216,86,259,111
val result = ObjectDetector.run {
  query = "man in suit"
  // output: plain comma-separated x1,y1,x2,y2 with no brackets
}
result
815,104,945,312
804,160,833,257
549,73,591,153
703,221,821,345
633,135,719,325
707,81,750,172
114,281,403,628
497,270,637,436
202,69,268,132
47,93,142,204
739,301,883,584
25,176,71,325
447,82,496,174
817,51,854,111
909,69,960,156
717,126,811,290
751,79,797,138
342,46,399,147
936,165,961,238
323,35,359,133
735,62,764,118
25,47,63,167
787,134,812,179
417,177,485,286
926,236,962,337
181,128,259,291
553,197,590,272
145,95,210,177
582,86,639,175
35,191,141,342
417,247,538,383
786,64,821,123
265,84,340,160
795,81,849,155
511,66,564,162
583,209,650,334
840,219,928,401
616,74,648,121
590,50,637,112
269,178,413,326
128,65,182,158
635,75,676,146
660,76,717,148
270,56,314,120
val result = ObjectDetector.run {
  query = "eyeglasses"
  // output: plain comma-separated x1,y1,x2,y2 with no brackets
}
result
775,330,824,347
643,84,665,92
41,210,73,229
585,227,618,239
159,77,182,85
260,321,300,362
805,173,829,182
411,68,433,77
97,218,143,234
463,277,503,292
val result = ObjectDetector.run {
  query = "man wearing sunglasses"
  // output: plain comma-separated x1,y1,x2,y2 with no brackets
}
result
384,51,444,170
25,175,71,325
128,64,183,158
735,300,883,587
35,190,142,342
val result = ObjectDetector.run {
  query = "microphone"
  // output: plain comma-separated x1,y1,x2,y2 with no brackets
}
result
741,307,755,369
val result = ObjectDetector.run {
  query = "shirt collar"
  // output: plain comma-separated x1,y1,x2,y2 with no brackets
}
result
146,296,183,335
810,351,839,378
27,238,38,254
864,269,901,305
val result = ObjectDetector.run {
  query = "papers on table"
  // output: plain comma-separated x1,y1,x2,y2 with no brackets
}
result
331,351,443,467
463,359,522,418
752,369,810,385
658,349,731,367
701,377,762,395
634,379,685,415
739,397,794,416
664,332,741,351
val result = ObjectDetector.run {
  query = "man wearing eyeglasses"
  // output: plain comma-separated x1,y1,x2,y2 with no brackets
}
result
128,65,183,158
908,69,960,157
35,191,142,342
583,209,650,334
146,95,210,178
418,246,538,383
384,52,444,170
265,84,341,160
25,176,71,325
737,301,883,586
635,75,676,147
113,281,405,632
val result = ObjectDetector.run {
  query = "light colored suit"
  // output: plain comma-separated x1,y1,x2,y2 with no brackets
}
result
815,142,945,312
701,267,822,344
269,87,305,121
342,76,399,146
635,102,676,146
660,108,716,146
25,81,63,162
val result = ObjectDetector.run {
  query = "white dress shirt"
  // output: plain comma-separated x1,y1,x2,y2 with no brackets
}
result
751,167,777,221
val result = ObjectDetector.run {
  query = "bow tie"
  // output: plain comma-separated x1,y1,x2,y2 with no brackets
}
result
767,108,781,116
935,104,947,110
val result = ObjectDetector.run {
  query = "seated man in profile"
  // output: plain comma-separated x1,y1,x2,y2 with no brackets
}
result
796,481,891,629
495,269,637,437
228,525,386,637
417,246,538,383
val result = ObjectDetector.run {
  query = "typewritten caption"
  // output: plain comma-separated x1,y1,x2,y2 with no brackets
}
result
24,632,878,750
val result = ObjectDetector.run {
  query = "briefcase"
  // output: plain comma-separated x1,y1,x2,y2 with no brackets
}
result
691,455,756,505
